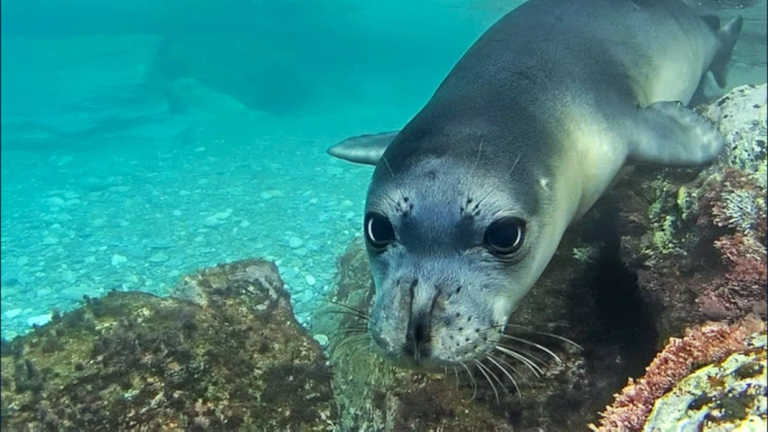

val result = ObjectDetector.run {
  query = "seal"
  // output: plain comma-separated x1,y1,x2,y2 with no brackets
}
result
328,0,742,370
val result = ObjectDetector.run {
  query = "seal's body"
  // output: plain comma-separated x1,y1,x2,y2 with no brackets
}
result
329,0,742,369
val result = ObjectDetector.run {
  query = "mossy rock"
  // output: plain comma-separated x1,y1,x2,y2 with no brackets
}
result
0,259,335,430
644,332,767,431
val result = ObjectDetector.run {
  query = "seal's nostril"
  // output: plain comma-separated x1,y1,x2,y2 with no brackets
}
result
413,317,428,344
404,311,432,363
406,312,431,344
401,278,440,364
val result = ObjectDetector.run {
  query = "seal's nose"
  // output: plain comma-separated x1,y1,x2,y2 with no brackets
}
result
401,278,438,364
404,310,432,362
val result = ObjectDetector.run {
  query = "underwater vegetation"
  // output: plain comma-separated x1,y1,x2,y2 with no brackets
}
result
1,260,334,430
614,84,767,335
643,327,766,430
592,83,768,430
695,86,768,320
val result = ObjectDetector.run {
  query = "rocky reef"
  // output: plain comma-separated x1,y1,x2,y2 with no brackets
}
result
1,260,334,430
643,327,766,431
590,83,768,430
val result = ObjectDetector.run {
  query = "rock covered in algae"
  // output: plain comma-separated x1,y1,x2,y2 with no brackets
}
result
643,330,766,431
0,259,335,430
600,83,767,431
592,316,767,431
608,84,767,338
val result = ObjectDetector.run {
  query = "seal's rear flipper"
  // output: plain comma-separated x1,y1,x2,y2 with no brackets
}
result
628,101,724,167
327,131,400,165
689,72,721,108
709,15,744,88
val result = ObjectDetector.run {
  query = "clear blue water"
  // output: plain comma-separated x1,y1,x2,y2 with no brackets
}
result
1,0,766,339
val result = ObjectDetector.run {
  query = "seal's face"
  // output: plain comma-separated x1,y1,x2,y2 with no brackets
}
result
363,157,546,369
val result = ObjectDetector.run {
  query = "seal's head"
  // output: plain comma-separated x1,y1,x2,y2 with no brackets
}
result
363,148,559,370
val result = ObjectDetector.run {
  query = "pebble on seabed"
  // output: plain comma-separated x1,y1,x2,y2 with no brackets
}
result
111,254,128,267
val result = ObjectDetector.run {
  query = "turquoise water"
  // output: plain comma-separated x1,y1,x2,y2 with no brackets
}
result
1,0,766,340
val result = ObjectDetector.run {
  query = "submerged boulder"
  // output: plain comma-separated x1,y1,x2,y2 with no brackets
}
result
0,259,335,430
643,328,766,431
591,83,768,431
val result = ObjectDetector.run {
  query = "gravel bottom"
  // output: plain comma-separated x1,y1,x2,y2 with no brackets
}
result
0,104,408,339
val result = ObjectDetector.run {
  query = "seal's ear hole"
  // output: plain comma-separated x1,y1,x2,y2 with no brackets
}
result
364,212,395,250
484,217,525,256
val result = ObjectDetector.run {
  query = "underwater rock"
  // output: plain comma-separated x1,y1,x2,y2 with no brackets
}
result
592,316,766,431
610,84,767,337
0,259,334,430
644,331,766,431
149,34,317,116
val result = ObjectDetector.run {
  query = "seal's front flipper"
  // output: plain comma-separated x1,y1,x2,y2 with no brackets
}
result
327,131,399,165
628,101,724,167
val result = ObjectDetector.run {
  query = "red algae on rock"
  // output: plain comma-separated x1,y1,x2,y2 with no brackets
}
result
591,316,766,431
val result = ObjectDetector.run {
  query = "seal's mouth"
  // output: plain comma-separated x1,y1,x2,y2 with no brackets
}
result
365,278,510,369
369,323,506,372
331,293,582,404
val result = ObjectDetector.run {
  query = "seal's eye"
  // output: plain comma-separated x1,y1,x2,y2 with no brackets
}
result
484,217,525,256
364,212,395,250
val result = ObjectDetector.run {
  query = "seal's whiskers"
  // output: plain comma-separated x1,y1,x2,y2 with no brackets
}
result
460,362,478,401
333,333,371,355
486,353,521,396
494,346,543,377
496,343,550,370
474,359,501,403
326,301,371,322
499,334,563,365
453,367,461,391
336,326,368,336
496,324,583,350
